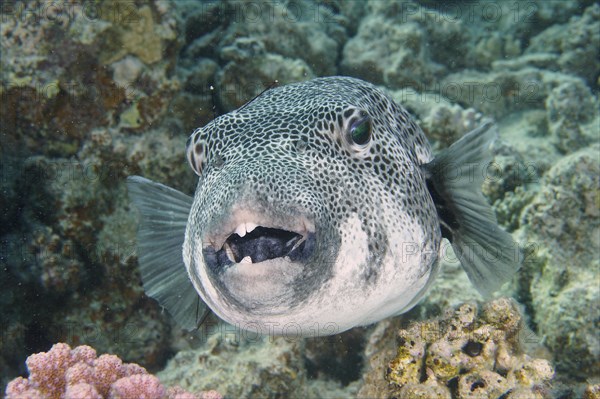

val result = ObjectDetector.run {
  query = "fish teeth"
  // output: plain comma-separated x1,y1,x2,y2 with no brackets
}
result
223,242,236,263
245,222,257,234
240,256,252,264
234,224,246,237
290,235,307,253
234,222,258,237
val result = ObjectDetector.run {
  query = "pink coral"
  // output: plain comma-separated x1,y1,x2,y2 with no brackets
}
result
109,374,165,399
93,354,127,396
65,383,102,399
167,386,197,399
5,377,43,399
71,344,97,364
198,390,223,399
166,387,223,399
5,343,220,399
26,342,72,398
65,362,95,385
122,362,149,376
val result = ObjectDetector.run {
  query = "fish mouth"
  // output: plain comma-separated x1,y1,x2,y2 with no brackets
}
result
201,211,316,272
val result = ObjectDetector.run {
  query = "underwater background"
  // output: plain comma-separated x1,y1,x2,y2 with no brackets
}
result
0,0,598,398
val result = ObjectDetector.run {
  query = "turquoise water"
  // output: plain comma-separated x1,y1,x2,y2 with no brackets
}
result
1,1,598,398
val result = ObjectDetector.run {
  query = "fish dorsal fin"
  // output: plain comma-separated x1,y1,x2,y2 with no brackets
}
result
236,80,279,113
126,176,207,330
423,123,522,296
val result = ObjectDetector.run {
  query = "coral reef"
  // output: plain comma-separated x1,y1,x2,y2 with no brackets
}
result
440,68,585,119
178,0,346,112
157,328,307,398
216,43,315,110
544,80,597,153
519,145,600,380
341,3,464,89
0,0,194,385
388,88,489,149
525,3,600,87
358,299,555,398
0,0,598,395
157,318,363,399
341,1,599,93
4,343,221,399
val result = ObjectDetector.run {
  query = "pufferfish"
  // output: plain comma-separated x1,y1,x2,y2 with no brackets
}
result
127,76,520,336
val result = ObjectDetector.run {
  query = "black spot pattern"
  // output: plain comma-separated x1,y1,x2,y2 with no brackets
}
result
185,77,441,312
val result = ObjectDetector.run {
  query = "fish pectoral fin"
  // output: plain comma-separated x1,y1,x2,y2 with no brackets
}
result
126,176,207,330
422,122,522,296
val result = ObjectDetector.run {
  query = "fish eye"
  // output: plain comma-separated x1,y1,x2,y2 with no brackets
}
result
349,113,372,146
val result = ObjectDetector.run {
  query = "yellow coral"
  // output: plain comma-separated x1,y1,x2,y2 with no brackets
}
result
382,299,555,397
583,385,600,399
387,346,423,387
100,6,163,65
120,102,142,128
121,6,163,64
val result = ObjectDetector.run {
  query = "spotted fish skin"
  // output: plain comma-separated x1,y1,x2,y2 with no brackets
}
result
127,76,520,336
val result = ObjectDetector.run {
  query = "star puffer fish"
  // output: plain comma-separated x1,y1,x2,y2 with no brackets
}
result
127,76,521,336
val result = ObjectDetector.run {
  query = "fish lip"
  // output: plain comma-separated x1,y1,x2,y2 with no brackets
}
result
201,207,316,268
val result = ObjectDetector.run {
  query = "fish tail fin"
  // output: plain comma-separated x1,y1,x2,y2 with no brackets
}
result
126,176,207,330
422,122,521,296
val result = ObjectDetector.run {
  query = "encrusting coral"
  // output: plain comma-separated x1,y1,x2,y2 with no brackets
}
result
5,343,222,399
359,298,555,398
